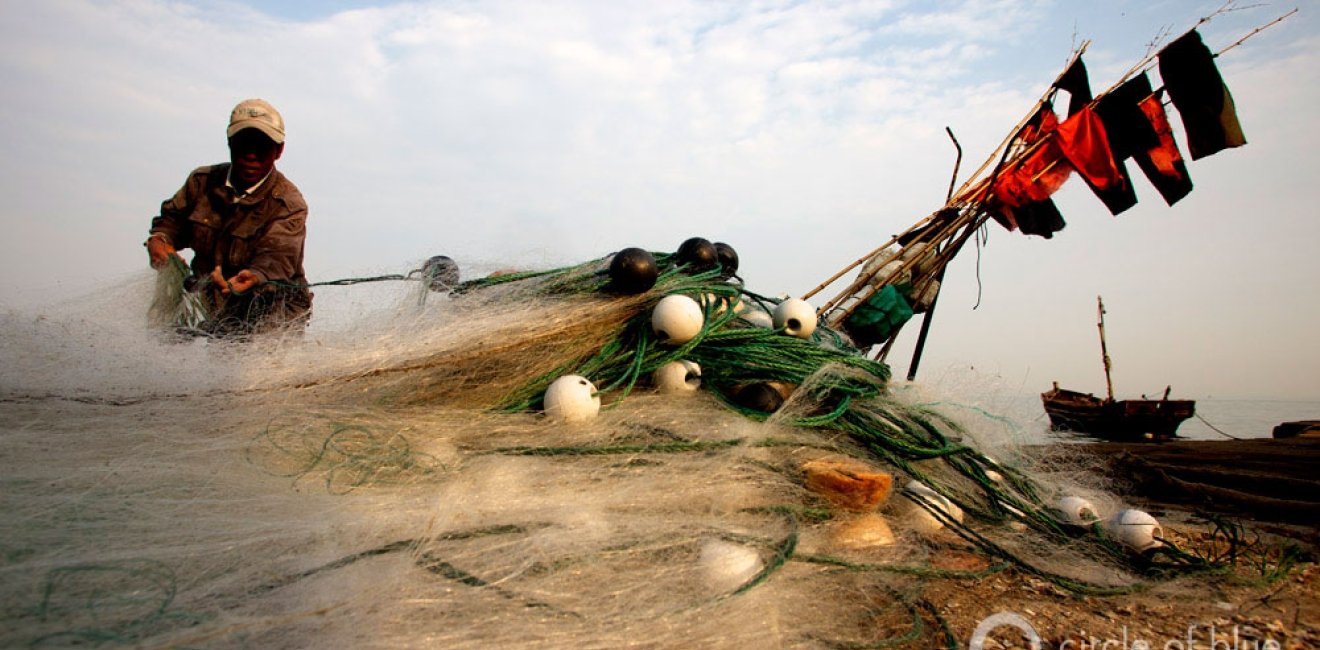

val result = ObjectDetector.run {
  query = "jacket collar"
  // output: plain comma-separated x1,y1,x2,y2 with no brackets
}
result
225,167,276,202
210,164,282,206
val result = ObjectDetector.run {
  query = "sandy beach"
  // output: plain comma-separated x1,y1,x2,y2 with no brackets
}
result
930,437,1320,648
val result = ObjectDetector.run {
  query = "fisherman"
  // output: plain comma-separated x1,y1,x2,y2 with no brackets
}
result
144,98,312,336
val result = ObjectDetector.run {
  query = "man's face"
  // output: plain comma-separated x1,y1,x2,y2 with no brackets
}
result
228,128,283,188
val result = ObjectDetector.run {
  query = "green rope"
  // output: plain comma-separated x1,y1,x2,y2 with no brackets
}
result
900,488,1150,596
805,583,943,649
795,554,1011,580
475,265,1228,592
29,560,209,648
490,438,744,457
725,513,798,599
741,505,836,523
235,250,1247,597
246,422,444,494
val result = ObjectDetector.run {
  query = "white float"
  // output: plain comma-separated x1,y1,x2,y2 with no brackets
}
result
543,375,601,422
892,480,964,535
772,298,817,339
651,294,705,344
1105,509,1164,552
698,539,763,592
832,513,897,550
653,360,701,394
1053,496,1100,526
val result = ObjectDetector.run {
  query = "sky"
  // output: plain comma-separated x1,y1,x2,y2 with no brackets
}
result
0,0,1316,401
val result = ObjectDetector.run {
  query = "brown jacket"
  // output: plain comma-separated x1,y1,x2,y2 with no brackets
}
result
151,163,309,285
150,164,311,333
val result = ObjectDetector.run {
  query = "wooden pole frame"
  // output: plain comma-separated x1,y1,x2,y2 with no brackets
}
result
802,6,1293,368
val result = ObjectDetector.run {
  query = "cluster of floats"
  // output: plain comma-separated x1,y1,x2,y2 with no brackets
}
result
418,236,1171,556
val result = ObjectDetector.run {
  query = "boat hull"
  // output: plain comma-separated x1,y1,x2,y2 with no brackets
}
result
1041,387,1195,441
1273,420,1320,439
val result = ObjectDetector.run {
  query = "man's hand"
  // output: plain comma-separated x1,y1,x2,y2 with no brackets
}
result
210,268,262,295
146,236,179,269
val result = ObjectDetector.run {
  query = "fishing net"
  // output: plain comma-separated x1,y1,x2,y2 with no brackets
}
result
0,253,1294,649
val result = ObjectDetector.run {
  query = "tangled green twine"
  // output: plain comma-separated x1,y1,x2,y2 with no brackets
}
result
473,259,1245,593
28,560,208,648
490,438,743,457
247,421,444,494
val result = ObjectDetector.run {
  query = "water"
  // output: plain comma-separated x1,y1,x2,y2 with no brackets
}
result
973,391,1319,443
1179,398,1320,440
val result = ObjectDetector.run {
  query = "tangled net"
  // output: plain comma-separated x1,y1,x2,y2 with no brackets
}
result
286,250,1255,595
1,249,1295,649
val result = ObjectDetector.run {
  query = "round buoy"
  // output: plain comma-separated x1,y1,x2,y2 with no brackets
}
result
832,513,897,550
733,383,784,413
422,255,460,292
607,248,658,294
772,298,817,338
544,375,601,422
1053,496,1100,526
651,294,704,344
653,360,701,394
713,242,739,278
675,237,718,272
699,539,763,592
892,480,963,535
1105,509,1163,552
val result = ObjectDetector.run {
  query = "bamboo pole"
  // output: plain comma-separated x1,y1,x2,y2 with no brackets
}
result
1216,8,1297,57
1097,295,1115,402
809,41,1079,315
825,212,984,328
809,6,1294,354
949,43,1089,200
817,208,964,316
906,265,946,381
820,207,968,320
799,210,940,302
800,44,1093,308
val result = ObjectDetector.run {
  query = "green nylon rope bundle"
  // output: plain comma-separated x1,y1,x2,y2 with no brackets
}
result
476,255,1236,592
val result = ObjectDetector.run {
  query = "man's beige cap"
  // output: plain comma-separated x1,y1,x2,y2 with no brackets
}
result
227,98,285,143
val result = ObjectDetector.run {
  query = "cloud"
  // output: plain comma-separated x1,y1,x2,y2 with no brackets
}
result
0,0,1315,399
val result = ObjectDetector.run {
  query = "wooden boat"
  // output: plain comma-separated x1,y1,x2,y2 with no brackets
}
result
1041,297,1195,441
1042,383,1195,441
1273,420,1320,439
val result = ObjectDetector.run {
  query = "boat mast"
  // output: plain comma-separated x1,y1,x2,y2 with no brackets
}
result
1097,295,1115,402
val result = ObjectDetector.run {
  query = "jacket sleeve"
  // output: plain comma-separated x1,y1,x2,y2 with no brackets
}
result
245,188,308,283
150,167,207,249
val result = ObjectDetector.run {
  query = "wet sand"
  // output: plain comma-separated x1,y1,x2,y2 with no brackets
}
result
938,437,1320,648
